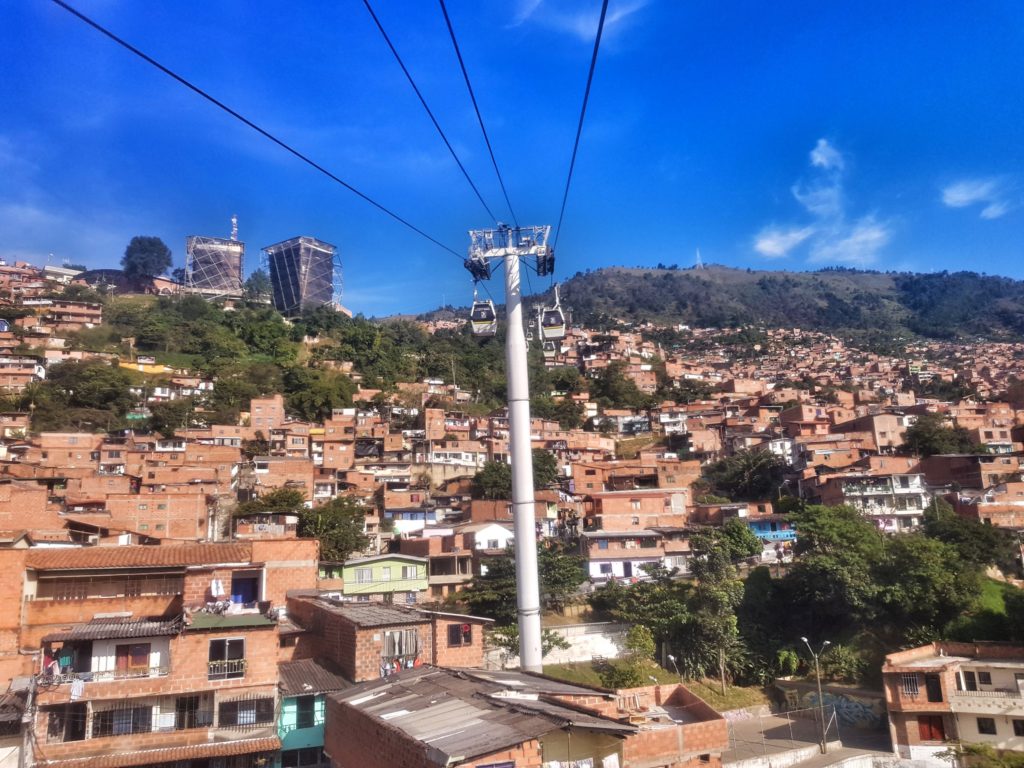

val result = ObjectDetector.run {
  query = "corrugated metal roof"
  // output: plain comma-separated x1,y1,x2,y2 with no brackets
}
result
26,542,253,570
41,617,183,643
35,736,281,768
333,667,633,763
305,598,427,628
279,658,353,697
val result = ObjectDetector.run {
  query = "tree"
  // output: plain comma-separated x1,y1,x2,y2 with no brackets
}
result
488,625,571,660
244,269,273,302
473,450,561,499
462,544,586,624
923,497,1019,573
901,412,981,457
704,449,785,501
122,236,172,279
235,488,305,517
148,398,194,437
297,496,370,562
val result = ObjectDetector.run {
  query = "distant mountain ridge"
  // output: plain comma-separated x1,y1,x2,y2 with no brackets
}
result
519,265,1024,341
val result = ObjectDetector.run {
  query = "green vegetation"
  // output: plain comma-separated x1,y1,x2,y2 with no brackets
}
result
704,449,785,501
122,236,172,279
902,412,984,457
234,488,369,562
537,265,1024,340
471,449,561,499
460,543,587,625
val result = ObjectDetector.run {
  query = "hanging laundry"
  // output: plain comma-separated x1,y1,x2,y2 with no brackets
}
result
69,677,85,701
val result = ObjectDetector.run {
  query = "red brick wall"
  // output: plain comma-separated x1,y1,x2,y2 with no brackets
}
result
325,695,543,768
430,617,486,669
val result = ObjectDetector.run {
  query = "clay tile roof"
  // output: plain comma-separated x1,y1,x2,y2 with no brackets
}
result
25,542,253,571
36,736,281,768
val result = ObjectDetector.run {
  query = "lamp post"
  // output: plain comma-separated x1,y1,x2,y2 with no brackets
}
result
667,653,681,683
801,636,831,753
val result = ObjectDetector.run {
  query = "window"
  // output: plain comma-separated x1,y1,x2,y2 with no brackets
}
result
631,515,640,525
402,565,418,579
380,567,391,582
901,674,920,696
487,539,500,549
963,671,978,691
630,500,641,511
977,717,997,736
218,698,274,728
295,695,316,729
598,539,609,550
1014,720,1024,737
918,715,945,742
208,639,245,680
355,568,373,583
115,643,151,676
383,629,419,657
448,623,472,647
978,671,992,686
925,674,943,702
92,706,152,737
599,563,613,574
282,748,325,768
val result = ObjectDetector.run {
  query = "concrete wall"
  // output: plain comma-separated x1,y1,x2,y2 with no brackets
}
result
775,680,888,730
485,622,629,669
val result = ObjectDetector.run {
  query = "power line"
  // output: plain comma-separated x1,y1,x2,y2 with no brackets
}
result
362,0,498,224
553,0,610,252
48,0,463,260
438,0,518,227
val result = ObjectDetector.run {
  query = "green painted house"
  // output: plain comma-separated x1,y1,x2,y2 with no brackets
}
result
341,553,428,603
277,658,351,768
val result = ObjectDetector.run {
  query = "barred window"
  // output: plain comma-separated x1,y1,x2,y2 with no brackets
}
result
901,673,919,696
219,698,274,728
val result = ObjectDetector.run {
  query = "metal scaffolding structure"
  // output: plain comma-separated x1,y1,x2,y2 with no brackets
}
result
261,236,342,316
184,234,244,298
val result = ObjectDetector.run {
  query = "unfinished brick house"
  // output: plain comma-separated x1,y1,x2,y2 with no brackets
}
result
325,667,728,768
0,539,318,768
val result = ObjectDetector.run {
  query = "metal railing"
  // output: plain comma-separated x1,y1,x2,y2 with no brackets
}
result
952,688,1024,699
37,666,169,686
207,659,247,680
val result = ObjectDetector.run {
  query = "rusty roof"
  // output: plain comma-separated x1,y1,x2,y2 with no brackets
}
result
41,616,183,644
35,736,281,768
26,542,253,570
279,658,353,697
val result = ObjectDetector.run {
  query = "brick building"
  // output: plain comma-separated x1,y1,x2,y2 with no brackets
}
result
883,641,1024,765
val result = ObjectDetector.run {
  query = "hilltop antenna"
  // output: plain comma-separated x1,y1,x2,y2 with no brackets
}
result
230,214,239,242
695,248,704,270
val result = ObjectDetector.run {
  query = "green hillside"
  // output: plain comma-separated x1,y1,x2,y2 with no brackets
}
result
535,265,1024,341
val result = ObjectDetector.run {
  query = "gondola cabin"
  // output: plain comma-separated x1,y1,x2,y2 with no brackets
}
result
542,340,557,358
540,307,567,341
470,299,497,337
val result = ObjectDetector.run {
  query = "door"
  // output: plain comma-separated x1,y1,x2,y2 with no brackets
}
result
623,561,633,578
918,715,945,742
925,674,943,703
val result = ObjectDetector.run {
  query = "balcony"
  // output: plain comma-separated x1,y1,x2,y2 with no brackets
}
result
38,665,169,686
208,659,247,680
950,688,1024,716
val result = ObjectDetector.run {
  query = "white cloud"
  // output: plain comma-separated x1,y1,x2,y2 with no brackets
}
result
511,0,649,42
751,138,892,266
809,138,844,171
809,217,891,266
942,177,1013,219
754,226,815,258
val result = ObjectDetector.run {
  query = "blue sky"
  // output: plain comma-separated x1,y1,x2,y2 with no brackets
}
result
1,0,1022,315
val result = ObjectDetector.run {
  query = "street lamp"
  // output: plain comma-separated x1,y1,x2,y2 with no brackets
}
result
667,653,681,683
800,637,831,754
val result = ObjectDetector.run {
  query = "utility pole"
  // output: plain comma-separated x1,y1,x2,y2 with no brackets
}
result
465,224,552,672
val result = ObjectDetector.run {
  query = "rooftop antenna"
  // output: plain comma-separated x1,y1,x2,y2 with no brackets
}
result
230,214,239,242
695,247,704,270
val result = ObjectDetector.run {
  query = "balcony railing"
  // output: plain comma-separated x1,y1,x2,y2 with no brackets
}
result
208,659,246,680
37,666,169,685
952,688,1024,700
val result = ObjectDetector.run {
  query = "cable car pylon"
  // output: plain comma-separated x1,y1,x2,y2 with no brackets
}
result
463,223,552,672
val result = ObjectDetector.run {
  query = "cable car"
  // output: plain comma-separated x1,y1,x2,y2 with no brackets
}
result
470,293,497,337
542,340,557,359
540,284,568,341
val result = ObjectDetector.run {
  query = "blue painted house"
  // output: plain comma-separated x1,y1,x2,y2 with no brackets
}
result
746,514,797,543
277,658,351,768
